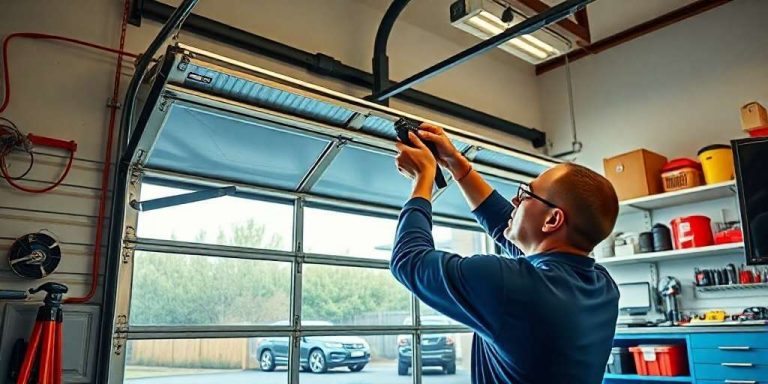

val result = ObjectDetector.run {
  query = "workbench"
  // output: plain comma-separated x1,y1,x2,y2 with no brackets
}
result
604,326,768,383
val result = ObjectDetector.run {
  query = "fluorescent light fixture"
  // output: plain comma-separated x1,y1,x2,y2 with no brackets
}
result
450,0,572,64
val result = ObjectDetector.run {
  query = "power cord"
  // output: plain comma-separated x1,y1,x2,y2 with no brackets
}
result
0,117,73,193
0,117,33,179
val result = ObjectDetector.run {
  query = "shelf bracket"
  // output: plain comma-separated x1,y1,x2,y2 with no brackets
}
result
641,210,653,231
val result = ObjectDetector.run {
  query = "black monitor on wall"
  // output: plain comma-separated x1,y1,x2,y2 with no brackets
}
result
733,136,768,265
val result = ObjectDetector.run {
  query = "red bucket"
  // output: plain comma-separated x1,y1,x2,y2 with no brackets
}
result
670,216,713,249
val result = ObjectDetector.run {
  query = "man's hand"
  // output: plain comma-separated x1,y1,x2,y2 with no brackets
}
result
416,123,472,180
395,131,437,200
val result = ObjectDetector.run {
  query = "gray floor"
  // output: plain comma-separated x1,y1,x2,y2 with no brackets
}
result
125,362,470,384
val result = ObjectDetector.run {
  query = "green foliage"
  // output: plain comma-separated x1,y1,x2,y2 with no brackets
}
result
130,219,408,326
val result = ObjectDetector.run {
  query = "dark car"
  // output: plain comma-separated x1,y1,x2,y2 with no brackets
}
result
397,316,457,375
254,321,371,373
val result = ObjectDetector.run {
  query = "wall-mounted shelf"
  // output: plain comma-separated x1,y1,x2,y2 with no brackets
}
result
696,282,768,293
693,282,768,299
603,373,691,382
619,181,736,215
597,243,744,266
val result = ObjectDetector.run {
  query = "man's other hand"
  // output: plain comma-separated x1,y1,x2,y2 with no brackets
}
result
416,123,471,179
395,131,437,182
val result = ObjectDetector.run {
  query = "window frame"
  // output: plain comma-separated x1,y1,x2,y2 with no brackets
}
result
111,173,487,384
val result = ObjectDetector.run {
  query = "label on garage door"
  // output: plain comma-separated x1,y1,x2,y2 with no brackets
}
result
187,72,213,84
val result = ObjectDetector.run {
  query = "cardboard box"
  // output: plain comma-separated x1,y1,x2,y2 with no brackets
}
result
604,149,668,201
740,102,768,131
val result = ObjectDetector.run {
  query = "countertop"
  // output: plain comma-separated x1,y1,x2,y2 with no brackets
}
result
615,324,768,334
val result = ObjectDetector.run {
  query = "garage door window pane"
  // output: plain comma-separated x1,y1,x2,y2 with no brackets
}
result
421,332,473,383
130,252,291,326
302,264,410,326
304,208,398,259
124,337,289,383
433,226,487,256
297,334,411,383
137,184,293,251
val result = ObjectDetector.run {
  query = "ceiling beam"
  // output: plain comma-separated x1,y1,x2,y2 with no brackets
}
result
504,0,591,44
535,0,733,75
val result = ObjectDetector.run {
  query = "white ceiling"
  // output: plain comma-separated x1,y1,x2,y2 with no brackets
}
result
359,0,702,50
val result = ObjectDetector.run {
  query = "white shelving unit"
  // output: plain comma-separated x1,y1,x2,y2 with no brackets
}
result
602,181,743,267
597,242,744,266
619,181,737,215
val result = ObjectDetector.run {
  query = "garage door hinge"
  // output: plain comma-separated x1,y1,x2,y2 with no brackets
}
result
124,226,137,242
158,96,170,112
129,163,144,185
121,245,135,264
113,315,128,355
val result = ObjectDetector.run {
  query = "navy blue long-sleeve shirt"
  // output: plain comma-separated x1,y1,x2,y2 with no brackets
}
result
391,190,619,384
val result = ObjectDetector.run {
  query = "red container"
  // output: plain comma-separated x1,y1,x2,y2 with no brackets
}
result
670,215,713,249
629,345,688,376
660,158,703,192
714,228,743,244
748,126,768,137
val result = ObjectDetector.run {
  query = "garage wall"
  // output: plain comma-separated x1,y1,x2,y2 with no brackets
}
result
0,1,542,382
538,0,768,313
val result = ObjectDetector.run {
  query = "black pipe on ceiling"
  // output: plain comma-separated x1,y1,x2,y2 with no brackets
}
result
371,0,411,106
372,0,594,101
137,0,547,148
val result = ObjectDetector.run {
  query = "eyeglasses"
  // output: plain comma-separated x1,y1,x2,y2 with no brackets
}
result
515,183,559,209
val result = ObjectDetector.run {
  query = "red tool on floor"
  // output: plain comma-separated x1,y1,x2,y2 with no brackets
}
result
16,283,68,384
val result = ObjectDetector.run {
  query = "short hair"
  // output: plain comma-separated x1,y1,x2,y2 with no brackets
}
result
553,163,619,251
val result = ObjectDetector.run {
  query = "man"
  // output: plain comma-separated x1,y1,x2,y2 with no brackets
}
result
391,123,620,384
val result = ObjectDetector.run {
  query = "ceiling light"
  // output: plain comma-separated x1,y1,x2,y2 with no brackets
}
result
450,0,572,64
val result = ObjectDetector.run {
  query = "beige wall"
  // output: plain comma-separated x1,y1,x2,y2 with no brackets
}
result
537,0,768,313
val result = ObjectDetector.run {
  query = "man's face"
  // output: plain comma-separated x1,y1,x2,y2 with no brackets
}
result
503,168,562,251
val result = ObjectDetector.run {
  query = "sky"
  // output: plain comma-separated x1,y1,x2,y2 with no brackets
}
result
137,184,486,260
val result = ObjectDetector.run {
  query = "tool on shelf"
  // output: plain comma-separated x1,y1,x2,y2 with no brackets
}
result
658,276,681,326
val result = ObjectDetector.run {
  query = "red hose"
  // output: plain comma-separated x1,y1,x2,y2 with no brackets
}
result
66,0,133,304
1,32,139,115
0,151,74,193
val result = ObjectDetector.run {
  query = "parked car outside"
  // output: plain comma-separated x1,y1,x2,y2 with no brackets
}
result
253,321,371,373
397,316,457,375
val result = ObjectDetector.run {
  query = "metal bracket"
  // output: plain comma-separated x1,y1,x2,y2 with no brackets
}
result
129,164,144,186
107,98,122,109
344,113,368,130
121,245,135,265
462,145,481,161
131,185,237,212
296,138,349,193
640,210,653,231
158,96,170,112
124,226,137,242
177,55,191,71
112,314,129,355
